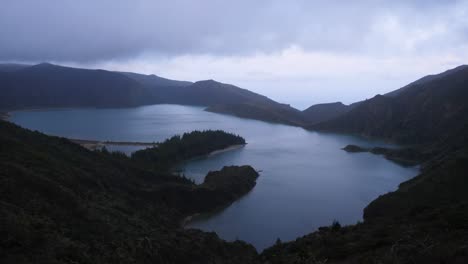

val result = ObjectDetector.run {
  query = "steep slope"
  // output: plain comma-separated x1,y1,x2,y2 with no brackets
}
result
302,102,351,125
386,65,468,97
312,65,468,144
120,75,306,125
0,121,259,263
165,80,306,125
0,63,152,109
171,79,279,106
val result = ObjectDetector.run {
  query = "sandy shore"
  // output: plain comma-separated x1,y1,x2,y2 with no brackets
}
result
1,112,157,149
2,111,239,155
69,138,158,150
208,144,246,156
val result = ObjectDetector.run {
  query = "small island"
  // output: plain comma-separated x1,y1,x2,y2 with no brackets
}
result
342,144,368,153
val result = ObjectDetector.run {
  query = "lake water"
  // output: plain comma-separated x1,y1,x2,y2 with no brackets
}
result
9,105,418,251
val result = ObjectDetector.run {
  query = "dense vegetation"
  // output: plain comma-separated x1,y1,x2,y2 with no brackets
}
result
5,117,467,263
0,121,260,264
131,130,245,170
203,166,259,198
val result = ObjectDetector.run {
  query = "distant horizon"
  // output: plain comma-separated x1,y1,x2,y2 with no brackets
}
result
2,60,465,110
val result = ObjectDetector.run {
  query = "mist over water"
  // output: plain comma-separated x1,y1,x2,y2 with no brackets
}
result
10,104,418,250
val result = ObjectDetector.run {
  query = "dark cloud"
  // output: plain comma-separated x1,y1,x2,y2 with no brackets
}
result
0,0,466,62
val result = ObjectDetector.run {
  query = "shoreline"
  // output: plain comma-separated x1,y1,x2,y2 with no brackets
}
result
172,143,247,174
208,144,246,156
69,138,158,150
175,143,251,227
1,110,158,149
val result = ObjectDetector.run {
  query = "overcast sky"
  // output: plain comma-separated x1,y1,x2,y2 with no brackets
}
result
1,0,467,109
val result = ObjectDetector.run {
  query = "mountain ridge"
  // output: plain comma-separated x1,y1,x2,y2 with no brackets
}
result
2,62,468,139
309,65,468,144
0,63,151,109
0,63,305,126
385,64,468,97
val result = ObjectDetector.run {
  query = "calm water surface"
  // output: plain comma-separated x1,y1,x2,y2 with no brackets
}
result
10,105,418,251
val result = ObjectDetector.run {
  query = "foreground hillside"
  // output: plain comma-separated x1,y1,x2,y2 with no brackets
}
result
0,121,259,263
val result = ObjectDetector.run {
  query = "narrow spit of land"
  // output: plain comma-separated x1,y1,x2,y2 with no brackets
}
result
1,112,157,150
69,138,158,150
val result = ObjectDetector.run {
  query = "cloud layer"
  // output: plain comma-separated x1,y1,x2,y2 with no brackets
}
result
1,0,468,108
2,0,467,62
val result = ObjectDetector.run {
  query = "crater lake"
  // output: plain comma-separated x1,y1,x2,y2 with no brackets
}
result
9,104,418,250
